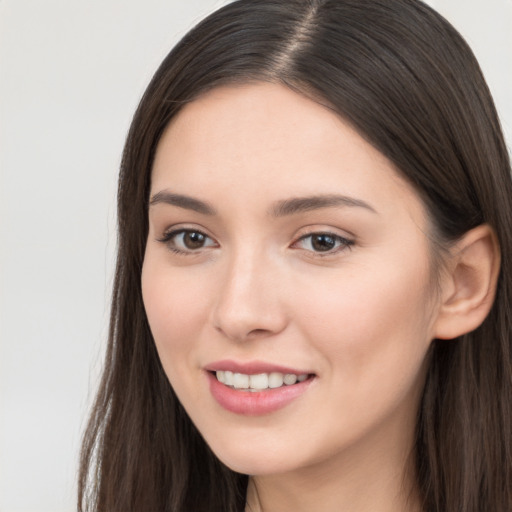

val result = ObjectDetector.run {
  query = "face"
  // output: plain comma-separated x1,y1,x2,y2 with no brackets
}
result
142,83,441,478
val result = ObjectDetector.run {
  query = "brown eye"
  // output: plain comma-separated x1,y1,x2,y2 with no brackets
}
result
293,232,354,254
158,229,217,254
183,231,207,249
311,234,337,252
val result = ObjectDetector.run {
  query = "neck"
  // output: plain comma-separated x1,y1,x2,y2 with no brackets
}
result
246,457,421,512
245,414,422,512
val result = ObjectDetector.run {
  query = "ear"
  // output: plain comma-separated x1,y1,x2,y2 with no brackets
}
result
434,224,501,340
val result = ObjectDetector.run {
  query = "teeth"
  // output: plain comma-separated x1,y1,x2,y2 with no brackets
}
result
215,371,309,390
268,372,284,388
249,373,268,390
283,373,297,385
233,373,249,389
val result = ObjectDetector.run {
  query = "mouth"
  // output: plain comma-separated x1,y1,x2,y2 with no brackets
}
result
205,362,316,415
211,370,312,392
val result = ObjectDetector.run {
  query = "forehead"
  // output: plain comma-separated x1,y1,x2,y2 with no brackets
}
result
151,82,424,223
154,83,380,174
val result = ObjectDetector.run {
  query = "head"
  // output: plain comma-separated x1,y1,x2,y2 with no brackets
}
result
79,1,512,511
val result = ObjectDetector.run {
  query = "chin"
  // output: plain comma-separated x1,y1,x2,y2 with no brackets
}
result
205,435,303,476
216,452,294,476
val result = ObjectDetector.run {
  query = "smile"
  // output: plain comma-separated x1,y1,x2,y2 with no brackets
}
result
215,370,309,391
205,363,316,415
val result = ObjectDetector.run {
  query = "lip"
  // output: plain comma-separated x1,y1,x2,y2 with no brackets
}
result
204,360,316,416
204,359,311,375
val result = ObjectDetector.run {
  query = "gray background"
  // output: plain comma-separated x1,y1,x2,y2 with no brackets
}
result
1,1,511,510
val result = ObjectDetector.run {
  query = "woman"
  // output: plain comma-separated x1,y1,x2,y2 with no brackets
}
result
78,0,512,510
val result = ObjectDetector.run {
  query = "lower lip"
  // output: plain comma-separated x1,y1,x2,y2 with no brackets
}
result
207,372,314,415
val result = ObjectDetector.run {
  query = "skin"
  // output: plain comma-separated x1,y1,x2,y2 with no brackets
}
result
141,82,445,512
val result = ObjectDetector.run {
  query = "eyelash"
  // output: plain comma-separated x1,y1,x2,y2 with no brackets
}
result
157,229,354,256
157,228,217,255
292,232,354,256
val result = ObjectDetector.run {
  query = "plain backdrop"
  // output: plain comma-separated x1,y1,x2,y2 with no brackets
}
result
0,1,511,511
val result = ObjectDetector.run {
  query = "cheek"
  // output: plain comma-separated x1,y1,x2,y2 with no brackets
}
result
141,257,210,370
295,254,435,400
141,257,218,418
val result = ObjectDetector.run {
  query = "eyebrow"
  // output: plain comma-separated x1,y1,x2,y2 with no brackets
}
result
149,191,217,215
149,190,377,217
269,194,377,217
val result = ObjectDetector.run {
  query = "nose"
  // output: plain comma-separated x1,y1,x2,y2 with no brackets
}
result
211,248,288,342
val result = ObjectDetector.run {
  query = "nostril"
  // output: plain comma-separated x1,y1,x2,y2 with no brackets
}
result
247,328,272,338
212,297,288,341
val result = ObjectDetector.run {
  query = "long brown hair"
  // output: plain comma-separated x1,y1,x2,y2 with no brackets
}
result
78,1,512,510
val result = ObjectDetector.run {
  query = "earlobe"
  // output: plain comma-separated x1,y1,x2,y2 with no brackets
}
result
434,224,501,340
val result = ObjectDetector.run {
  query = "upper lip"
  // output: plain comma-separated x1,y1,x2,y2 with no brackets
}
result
204,359,313,375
